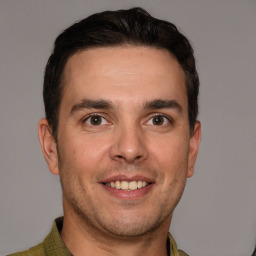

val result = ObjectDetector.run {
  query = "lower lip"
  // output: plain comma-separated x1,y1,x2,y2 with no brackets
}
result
101,183,154,200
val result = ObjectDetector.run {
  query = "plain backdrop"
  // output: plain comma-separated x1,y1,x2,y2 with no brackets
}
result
0,1,256,255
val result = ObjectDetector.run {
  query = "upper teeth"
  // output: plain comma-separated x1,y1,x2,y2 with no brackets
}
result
105,180,149,190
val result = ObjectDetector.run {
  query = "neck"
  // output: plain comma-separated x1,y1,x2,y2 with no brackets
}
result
61,207,171,256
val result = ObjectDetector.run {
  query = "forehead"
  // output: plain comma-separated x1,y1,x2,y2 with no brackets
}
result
61,46,187,108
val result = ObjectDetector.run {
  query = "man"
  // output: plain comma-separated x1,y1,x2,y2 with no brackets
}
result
10,7,201,256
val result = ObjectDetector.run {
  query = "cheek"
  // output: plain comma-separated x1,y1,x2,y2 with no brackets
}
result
77,137,110,166
150,135,189,170
58,141,94,195
59,134,110,172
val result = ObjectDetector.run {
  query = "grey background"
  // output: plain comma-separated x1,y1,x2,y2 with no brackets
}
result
0,0,255,255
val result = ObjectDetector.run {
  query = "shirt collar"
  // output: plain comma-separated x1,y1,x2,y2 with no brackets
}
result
43,217,179,256
43,217,72,256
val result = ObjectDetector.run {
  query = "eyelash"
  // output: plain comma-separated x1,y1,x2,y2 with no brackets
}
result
82,113,173,127
146,114,174,126
82,113,109,125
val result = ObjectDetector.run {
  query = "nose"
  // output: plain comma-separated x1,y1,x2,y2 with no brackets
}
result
110,123,148,164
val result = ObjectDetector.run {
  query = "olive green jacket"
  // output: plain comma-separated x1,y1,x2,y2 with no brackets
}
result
8,217,188,256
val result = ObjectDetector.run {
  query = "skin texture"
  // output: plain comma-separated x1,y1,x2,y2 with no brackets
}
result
38,46,201,256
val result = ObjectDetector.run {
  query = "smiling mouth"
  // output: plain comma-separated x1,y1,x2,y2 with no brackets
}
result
104,180,150,191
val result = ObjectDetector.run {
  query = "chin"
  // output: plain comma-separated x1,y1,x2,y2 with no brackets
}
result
96,212,169,238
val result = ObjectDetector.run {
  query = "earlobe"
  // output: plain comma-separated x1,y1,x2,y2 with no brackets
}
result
187,167,194,178
38,118,59,175
187,121,201,178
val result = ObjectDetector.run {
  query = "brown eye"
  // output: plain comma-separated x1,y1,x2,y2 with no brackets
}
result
84,115,108,126
152,115,165,125
146,115,170,126
90,116,102,125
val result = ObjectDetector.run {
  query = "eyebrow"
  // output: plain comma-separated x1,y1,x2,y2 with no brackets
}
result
143,99,183,113
70,99,114,115
70,98,182,115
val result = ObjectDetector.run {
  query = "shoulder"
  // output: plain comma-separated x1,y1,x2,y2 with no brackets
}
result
168,233,189,256
7,243,45,256
178,249,189,256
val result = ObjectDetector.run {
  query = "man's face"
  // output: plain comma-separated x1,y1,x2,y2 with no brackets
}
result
42,46,200,237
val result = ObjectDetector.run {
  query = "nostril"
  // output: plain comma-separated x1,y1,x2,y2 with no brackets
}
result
110,139,148,163
114,154,143,163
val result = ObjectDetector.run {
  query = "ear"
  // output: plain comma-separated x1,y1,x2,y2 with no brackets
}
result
38,118,59,175
187,121,201,178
